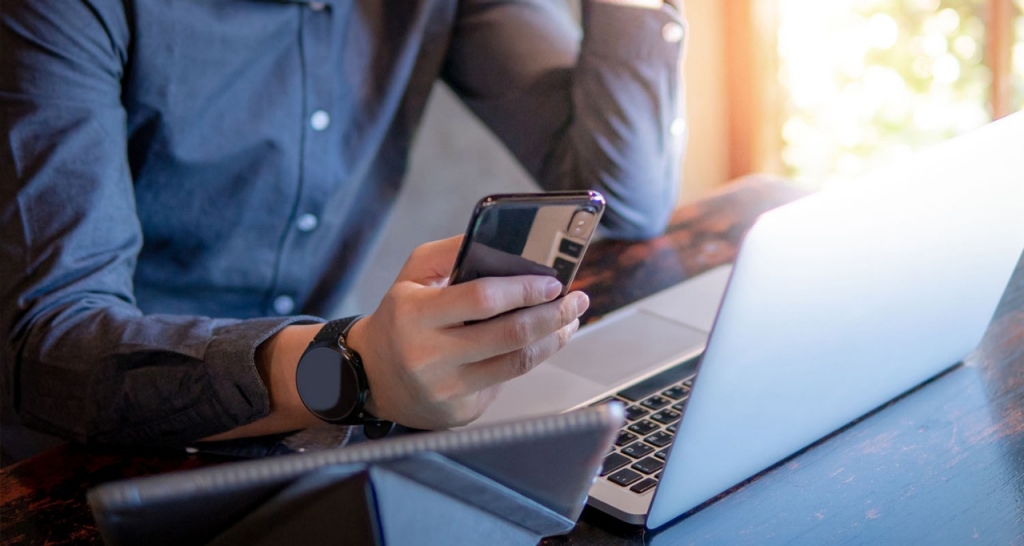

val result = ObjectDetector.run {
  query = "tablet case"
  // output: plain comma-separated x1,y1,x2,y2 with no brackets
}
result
87,404,623,545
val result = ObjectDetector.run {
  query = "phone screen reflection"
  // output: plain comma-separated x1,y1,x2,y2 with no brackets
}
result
453,203,599,288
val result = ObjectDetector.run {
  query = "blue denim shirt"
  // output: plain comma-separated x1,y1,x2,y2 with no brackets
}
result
0,0,685,450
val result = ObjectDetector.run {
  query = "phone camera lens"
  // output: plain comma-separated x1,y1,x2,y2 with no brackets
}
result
568,210,595,237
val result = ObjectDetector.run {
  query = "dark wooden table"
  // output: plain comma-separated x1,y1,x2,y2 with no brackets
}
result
3,176,1022,545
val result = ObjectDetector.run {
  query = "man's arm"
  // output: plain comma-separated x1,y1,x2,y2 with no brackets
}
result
443,0,687,239
1,0,590,447
0,0,313,446
209,236,589,440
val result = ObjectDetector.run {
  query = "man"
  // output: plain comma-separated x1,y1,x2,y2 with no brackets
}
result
0,0,686,462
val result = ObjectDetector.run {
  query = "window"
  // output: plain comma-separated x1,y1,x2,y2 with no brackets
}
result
1015,0,1024,105
768,0,1023,187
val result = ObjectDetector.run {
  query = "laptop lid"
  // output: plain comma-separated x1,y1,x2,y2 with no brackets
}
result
646,112,1024,528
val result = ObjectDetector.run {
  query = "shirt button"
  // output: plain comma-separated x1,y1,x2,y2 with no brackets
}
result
273,295,295,315
308,2,326,11
296,213,319,232
310,110,330,131
662,22,684,44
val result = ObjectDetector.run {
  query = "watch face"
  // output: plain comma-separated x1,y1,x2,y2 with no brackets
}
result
296,346,359,421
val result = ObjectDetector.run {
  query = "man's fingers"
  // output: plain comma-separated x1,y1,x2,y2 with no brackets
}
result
443,290,588,362
396,235,464,283
457,319,581,394
424,275,566,327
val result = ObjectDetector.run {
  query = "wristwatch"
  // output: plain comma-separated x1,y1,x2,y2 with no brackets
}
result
295,316,395,439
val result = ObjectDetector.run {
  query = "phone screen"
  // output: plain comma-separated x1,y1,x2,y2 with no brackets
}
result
449,192,605,292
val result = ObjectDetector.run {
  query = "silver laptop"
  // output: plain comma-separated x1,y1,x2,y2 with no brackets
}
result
467,112,1024,528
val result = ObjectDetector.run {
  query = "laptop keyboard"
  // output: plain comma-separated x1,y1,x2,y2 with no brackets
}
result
595,362,697,495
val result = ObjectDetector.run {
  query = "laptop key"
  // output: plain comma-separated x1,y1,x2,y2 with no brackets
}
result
631,456,665,475
671,399,687,411
654,448,669,460
615,430,638,446
607,468,643,487
650,408,681,425
640,395,671,410
667,423,678,434
621,441,655,459
644,430,673,448
627,420,659,436
630,478,658,494
662,386,687,400
601,452,631,476
624,405,650,421
617,364,693,401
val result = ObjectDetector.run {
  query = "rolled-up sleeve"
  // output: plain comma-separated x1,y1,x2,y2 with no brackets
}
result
443,0,687,239
0,0,308,446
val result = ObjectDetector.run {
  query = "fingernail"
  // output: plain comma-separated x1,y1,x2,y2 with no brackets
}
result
574,292,590,316
544,278,563,300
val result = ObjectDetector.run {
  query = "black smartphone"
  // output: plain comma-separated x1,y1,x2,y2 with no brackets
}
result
449,191,606,296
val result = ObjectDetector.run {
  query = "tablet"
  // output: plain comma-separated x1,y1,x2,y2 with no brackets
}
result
88,404,623,545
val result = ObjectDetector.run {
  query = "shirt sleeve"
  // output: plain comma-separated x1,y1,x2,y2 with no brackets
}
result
442,0,687,240
0,0,310,446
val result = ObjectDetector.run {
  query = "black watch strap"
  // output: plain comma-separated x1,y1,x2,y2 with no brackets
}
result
313,315,360,344
313,317,395,438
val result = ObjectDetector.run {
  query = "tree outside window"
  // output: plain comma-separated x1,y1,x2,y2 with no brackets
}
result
775,0,1022,188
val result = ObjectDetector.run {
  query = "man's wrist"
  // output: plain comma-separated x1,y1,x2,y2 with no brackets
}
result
344,316,380,418
294,316,393,439
258,323,324,425
203,323,322,441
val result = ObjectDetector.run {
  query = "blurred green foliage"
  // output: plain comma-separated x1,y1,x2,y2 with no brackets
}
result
777,0,1023,187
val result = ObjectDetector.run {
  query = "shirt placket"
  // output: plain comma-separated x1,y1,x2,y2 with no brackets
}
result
267,1,341,317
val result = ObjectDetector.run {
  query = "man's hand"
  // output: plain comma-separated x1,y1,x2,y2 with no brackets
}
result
205,235,587,442
347,236,589,430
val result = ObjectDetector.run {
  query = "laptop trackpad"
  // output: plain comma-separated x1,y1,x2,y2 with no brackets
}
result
549,310,707,386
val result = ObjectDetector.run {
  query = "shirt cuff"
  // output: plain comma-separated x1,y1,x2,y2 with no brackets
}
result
204,315,323,429
581,0,686,61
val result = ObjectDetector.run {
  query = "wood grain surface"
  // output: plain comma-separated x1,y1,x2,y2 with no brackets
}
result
2,176,1021,545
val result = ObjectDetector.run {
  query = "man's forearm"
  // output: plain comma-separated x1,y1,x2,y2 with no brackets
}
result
444,0,687,240
203,323,323,441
